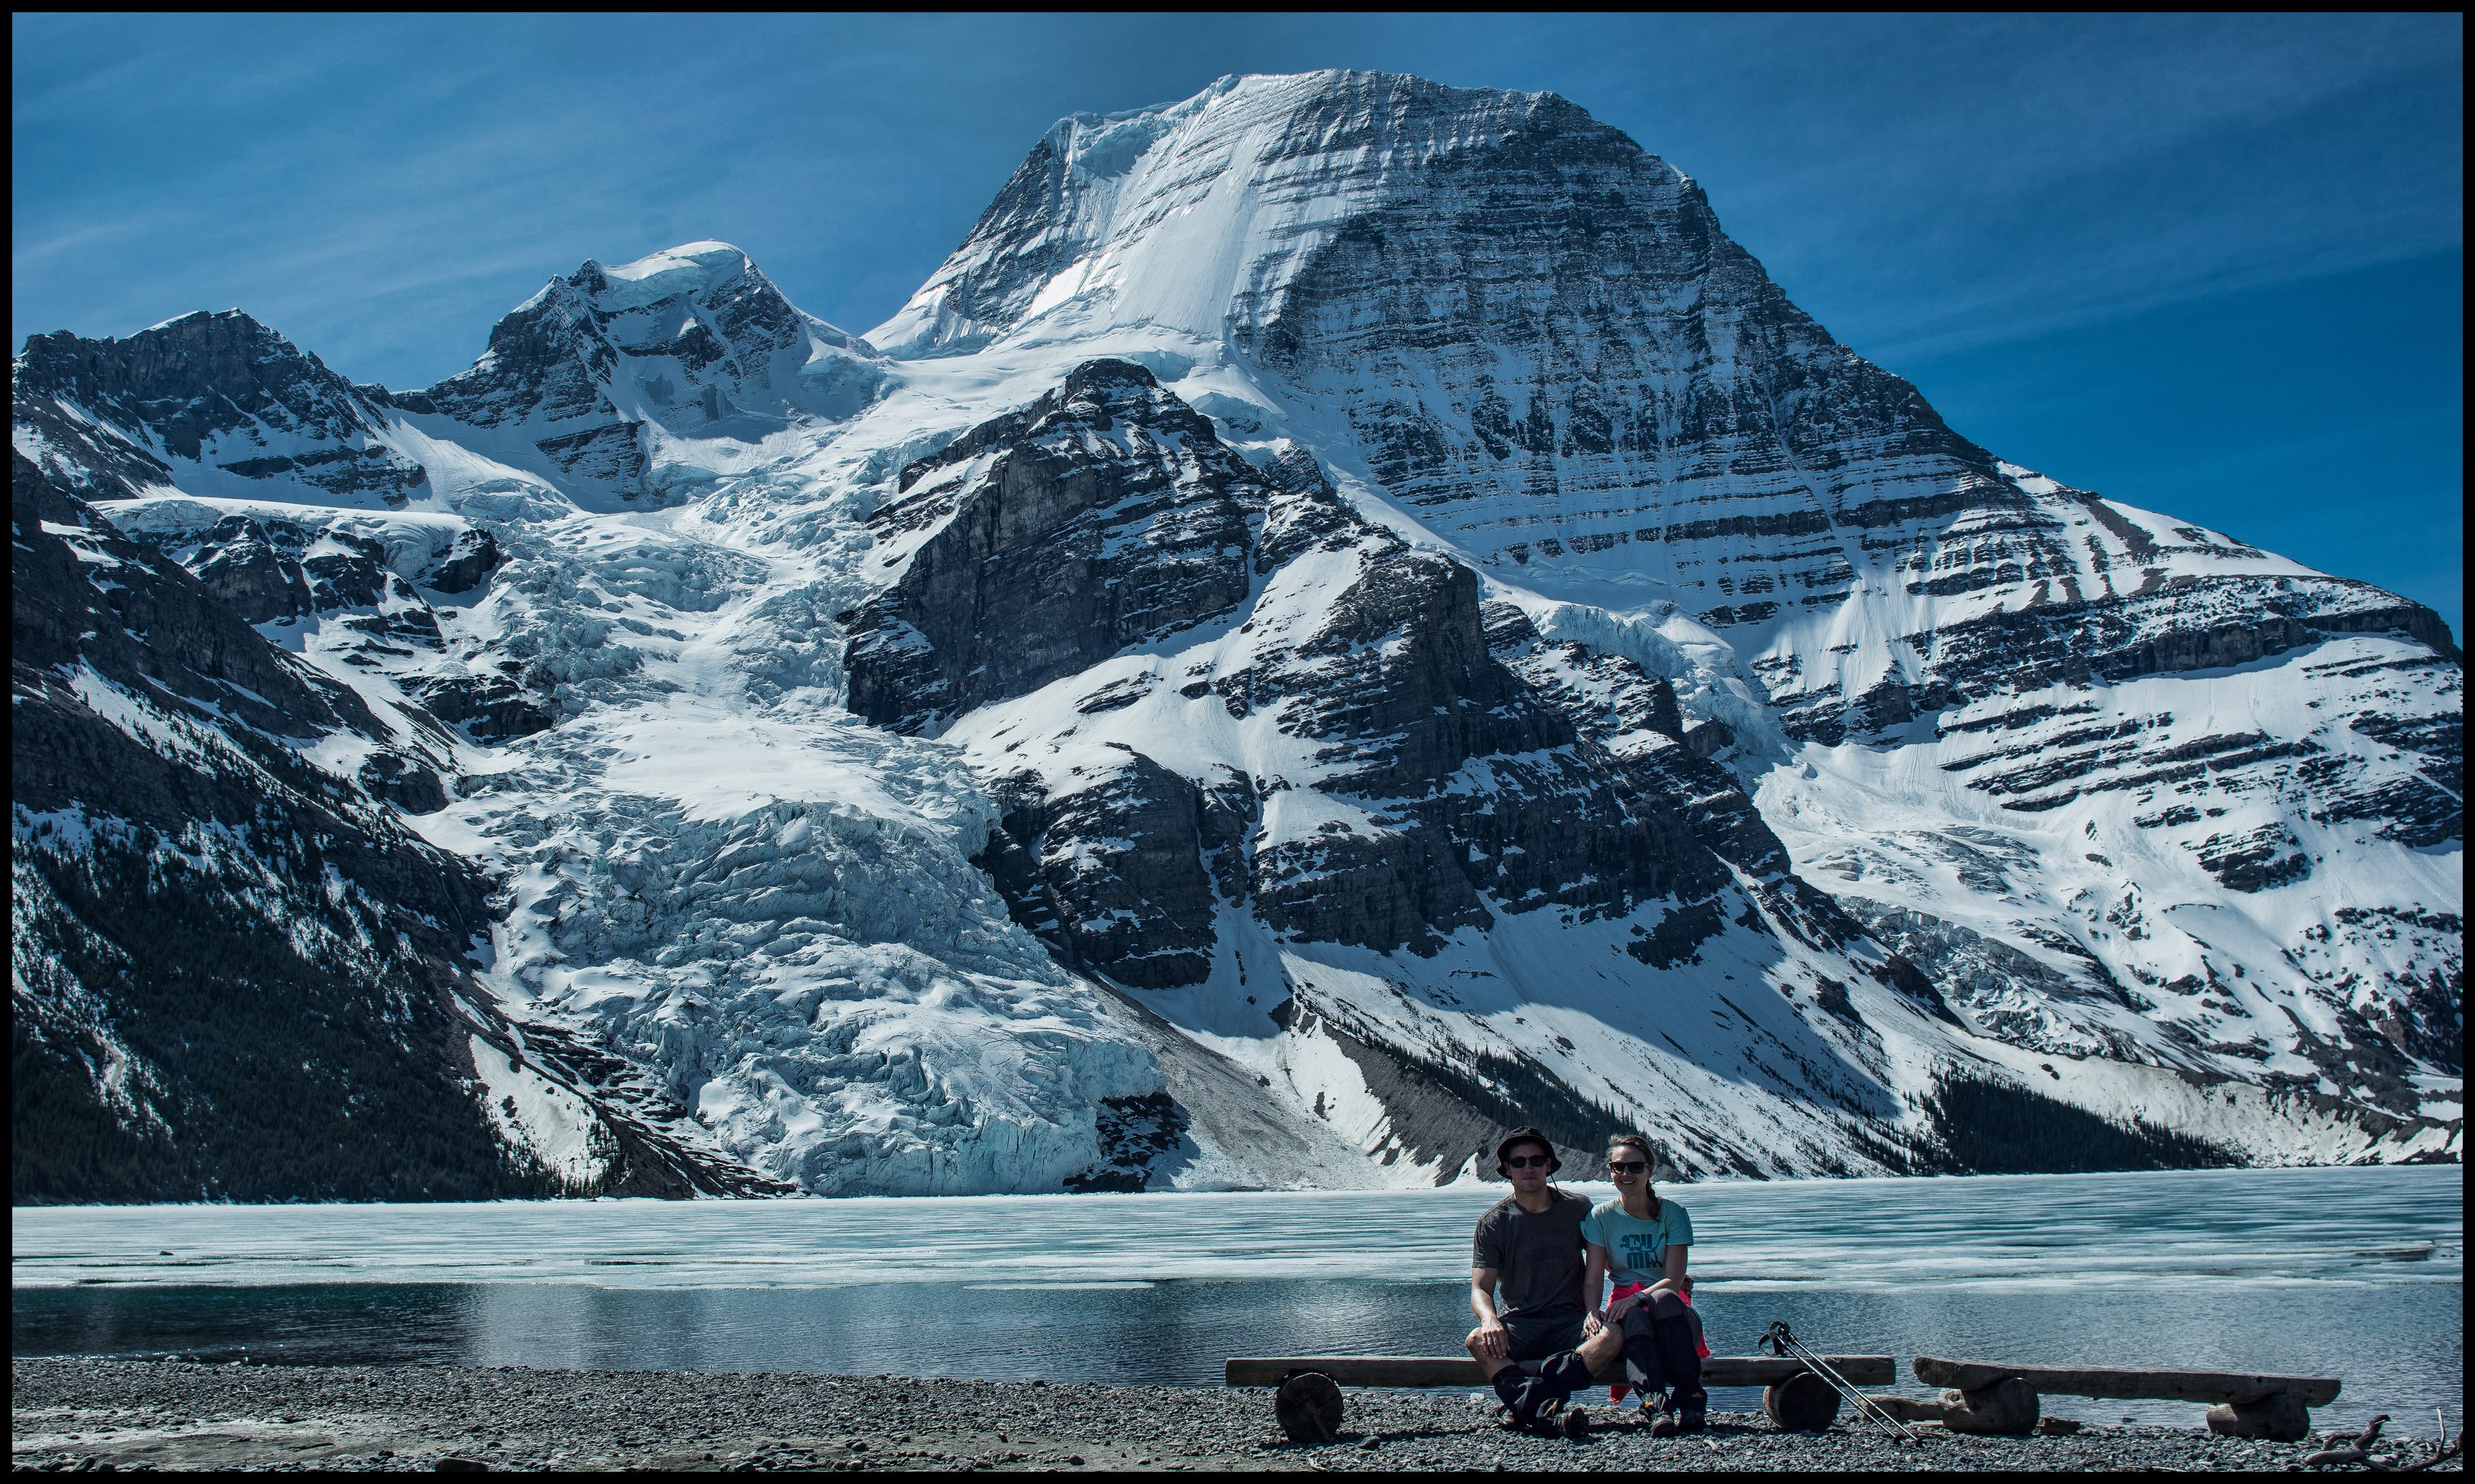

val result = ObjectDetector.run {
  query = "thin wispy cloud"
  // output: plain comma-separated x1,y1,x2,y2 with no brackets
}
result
11,13,2461,626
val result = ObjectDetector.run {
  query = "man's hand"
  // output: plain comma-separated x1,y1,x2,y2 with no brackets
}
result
1472,1320,1510,1357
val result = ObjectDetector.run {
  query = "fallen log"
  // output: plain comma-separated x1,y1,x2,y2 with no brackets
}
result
1224,1354,1894,1388
1230,1354,1897,1442
1912,1357,2339,1407
1870,1395,1949,1424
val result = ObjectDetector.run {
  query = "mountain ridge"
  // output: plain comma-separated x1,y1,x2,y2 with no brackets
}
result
11,70,2459,1199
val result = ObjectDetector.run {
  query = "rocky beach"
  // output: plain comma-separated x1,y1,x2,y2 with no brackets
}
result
12,1360,2461,1473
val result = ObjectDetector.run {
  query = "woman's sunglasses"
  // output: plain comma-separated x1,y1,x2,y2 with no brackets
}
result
1607,1161,1648,1174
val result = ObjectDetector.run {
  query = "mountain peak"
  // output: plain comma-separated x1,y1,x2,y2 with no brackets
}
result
20,305,319,374
867,70,1653,357
571,240,762,314
11,305,421,504
393,238,886,497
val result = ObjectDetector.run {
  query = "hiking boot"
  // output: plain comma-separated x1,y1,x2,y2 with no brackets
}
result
1673,1384,1712,1434
1646,1393,1683,1438
1516,1396,1574,1438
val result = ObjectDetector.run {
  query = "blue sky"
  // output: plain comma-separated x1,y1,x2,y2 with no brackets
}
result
13,15,2463,630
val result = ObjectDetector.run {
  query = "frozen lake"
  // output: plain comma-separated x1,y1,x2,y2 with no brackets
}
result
14,1165,2461,1429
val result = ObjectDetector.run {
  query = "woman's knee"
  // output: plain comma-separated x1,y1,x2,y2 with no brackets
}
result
1648,1290,1690,1322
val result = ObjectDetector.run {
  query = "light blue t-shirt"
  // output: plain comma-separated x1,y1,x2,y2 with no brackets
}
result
1581,1197,1694,1287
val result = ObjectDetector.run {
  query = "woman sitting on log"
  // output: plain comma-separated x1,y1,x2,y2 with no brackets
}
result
1581,1134,1708,1434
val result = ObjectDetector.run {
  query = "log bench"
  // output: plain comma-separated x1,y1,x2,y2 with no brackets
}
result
1891,1356,2342,1442
1226,1355,1895,1442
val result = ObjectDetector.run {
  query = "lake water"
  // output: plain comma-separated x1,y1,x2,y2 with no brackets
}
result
14,1165,2461,1429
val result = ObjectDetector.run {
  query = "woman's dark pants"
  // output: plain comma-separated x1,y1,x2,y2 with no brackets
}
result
1621,1291,1706,1408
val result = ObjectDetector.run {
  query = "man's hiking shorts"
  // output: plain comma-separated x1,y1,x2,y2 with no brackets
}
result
1501,1311,1587,1363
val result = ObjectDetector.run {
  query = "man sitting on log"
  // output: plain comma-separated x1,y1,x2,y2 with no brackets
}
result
1464,1126,1614,1432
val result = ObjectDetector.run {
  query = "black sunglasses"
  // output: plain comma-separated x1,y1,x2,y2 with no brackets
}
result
1607,1161,1648,1174
1503,1154,1554,1169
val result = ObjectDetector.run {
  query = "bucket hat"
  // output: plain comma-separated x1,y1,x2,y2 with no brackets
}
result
1494,1125,1559,1173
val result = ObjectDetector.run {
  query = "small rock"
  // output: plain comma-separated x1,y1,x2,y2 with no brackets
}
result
434,1458,492,1473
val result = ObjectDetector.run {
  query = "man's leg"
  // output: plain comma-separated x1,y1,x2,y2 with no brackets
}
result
1464,1326,1518,1382
1470,1324,1545,1424
1575,1321,1624,1381
1478,1317,1598,1428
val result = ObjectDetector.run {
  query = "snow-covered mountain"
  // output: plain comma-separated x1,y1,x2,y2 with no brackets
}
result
13,71,2459,1200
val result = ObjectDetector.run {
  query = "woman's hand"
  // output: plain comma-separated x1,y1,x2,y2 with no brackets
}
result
1583,1311,1604,1337
1607,1292,1639,1323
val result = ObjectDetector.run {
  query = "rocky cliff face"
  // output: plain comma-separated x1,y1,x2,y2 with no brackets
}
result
843,361,1268,733
11,69,2459,1198
855,362,1764,986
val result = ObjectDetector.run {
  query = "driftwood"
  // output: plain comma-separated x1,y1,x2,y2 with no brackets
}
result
2302,1446,2376,1469
2310,1415,2390,1457
2299,1414,2466,1473
2399,1435,2467,1472
1912,1357,2339,1407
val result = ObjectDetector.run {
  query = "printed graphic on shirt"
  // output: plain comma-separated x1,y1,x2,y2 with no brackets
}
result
1617,1229,1669,1276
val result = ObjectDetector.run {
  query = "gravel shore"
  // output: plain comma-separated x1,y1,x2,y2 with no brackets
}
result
11,1360,2459,1473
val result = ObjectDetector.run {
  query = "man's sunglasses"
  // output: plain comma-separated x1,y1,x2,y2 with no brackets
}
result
1503,1154,1554,1169
1607,1161,1648,1174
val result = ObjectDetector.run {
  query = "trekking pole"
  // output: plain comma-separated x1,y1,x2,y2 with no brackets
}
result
1759,1321,1925,1445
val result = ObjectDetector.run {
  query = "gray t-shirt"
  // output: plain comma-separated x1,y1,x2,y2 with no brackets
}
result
1472,1188,1590,1320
